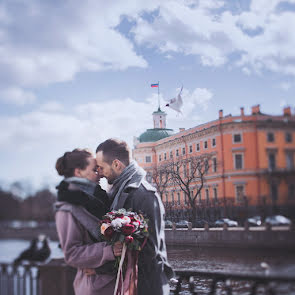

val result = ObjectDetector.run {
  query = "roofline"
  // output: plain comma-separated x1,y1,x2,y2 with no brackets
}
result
134,112,295,149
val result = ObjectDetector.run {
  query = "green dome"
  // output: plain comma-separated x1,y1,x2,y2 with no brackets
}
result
139,128,174,143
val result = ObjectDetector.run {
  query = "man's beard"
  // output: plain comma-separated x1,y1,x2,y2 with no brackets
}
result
107,168,118,185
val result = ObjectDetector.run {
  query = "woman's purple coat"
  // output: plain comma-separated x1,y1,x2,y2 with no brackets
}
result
55,206,116,295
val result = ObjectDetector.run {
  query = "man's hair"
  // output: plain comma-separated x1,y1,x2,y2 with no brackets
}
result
96,138,130,166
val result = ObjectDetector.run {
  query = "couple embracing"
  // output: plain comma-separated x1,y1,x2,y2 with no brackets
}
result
55,138,174,295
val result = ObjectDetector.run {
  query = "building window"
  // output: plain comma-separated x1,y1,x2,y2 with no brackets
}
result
205,189,209,204
177,192,181,205
268,153,276,170
196,143,200,151
286,132,292,143
183,164,187,177
233,133,242,143
213,187,218,202
165,193,168,203
235,185,244,203
145,156,151,163
188,162,192,177
182,147,186,155
270,183,278,202
288,184,295,199
205,158,209,173
204,141,208,149
159,154,162,162
189,191,193,204
171,192,175,204
189,145,192,153
267,132,275,142
164,153,167,160
286,152,294,170
198,192,202,204
212,138,216,147
234,154,243,170
170,151,173,159
212,157,217,172
176,149,179,157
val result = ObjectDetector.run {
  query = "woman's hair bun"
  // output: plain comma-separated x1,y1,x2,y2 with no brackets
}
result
55,150,92,178
55,152,69,176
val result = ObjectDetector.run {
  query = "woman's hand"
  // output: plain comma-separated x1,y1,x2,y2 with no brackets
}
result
113,241,123,257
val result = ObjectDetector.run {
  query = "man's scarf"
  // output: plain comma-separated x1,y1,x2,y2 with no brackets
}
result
109,161,146,210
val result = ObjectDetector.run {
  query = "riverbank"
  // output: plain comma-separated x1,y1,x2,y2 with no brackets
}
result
0,225,294,250
165,226,295,250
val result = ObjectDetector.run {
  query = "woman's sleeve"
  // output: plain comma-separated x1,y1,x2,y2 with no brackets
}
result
55,210,115,269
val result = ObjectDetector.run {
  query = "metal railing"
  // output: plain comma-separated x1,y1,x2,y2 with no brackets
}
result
170,269,295,295
1,261,295,295
0,263,39,295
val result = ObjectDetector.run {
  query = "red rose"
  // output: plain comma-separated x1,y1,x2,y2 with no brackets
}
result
104,226,114,239
125,236,134,244
122,224,136,235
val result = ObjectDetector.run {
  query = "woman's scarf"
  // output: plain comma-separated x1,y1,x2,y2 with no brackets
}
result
109,161,146,210
56,176,110,219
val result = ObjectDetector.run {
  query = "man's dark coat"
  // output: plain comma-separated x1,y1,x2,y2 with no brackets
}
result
112,176,174,295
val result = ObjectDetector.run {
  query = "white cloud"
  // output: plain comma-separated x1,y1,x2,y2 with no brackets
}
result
1,0,294,108
0,87,213,188
279,99,288,108
0,0,151,104
131,0,295,76
279,82,292,91
0,87,36,105
164,87,214,119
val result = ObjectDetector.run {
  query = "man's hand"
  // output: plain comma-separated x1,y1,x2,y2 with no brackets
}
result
83,268,96,276
113,241,123,257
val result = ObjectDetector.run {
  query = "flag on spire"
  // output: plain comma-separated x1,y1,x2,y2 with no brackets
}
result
151,83,159,88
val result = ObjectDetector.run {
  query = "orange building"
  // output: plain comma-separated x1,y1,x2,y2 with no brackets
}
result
133,105,295,207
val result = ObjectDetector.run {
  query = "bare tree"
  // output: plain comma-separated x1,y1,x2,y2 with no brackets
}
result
151,163,171,201
165,154,213,225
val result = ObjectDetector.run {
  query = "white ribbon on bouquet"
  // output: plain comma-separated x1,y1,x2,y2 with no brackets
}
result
114,243,127,295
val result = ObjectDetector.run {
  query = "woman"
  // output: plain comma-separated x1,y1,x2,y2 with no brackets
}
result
55,148,122,295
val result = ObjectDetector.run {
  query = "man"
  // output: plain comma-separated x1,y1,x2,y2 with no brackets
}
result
96,138,174,295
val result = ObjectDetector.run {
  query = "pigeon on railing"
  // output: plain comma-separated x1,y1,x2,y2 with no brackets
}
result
13,238,38,265
32,236,51,263
13,235,51,264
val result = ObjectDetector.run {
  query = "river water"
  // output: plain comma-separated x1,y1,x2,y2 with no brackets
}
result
1,239,295,275
1,240,295,294
167,245,295,276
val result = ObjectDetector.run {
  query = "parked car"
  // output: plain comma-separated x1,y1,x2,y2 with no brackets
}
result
164,220,173,228
247,216,262,226
265,215,291,226
175,220,189,228
214,218,238,227
195,219,212,228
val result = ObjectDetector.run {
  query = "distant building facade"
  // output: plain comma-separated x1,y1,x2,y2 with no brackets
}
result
133,105,295,207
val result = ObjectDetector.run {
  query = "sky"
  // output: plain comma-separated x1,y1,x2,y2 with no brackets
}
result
0,0,295,195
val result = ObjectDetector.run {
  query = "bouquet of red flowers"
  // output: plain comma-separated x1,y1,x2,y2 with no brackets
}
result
100,208,149,249
99,208,149,295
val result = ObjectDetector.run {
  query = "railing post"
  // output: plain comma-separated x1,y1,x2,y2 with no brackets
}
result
244,220,249,231
172,222,177,231
187,222,192,231
38,258,76,295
